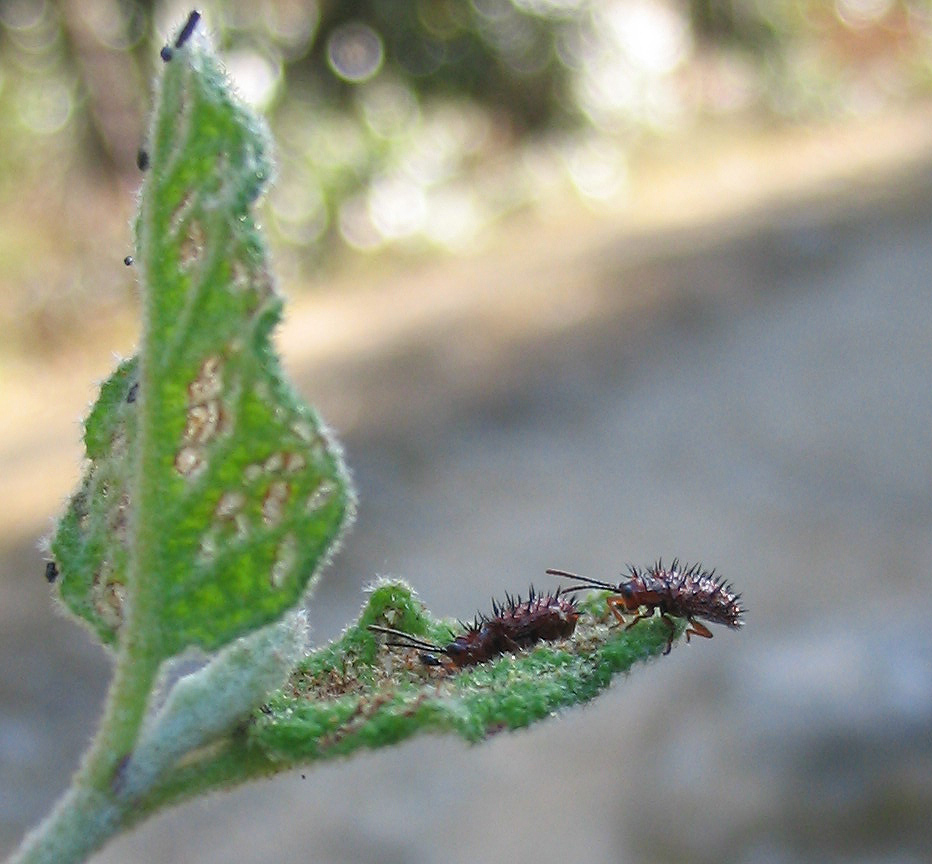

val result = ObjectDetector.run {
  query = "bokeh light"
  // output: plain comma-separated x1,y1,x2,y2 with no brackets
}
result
576,0,692,131
326,21,384,83
16,76,73,135
3,0,932,346
223,46,282,109
835,0,896,28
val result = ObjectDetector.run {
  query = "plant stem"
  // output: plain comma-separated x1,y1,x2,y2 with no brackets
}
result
6,783,125,864
84,637,162,788
6,634,161,864
7,731,280,864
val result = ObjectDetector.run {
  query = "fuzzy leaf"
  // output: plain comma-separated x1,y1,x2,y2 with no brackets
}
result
52,358,139,646
123,611,309,798
50,28,353,657
248,582,683,761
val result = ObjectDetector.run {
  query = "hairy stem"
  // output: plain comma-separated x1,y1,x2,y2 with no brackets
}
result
7,625,162,864
7,784,125,864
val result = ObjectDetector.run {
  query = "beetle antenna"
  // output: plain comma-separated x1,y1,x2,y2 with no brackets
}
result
545,568,616,591
368,625,440,653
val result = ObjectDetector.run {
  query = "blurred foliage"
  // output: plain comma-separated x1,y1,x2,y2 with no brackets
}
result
2,0,932,354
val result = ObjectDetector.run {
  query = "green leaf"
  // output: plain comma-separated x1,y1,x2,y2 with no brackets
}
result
52,358,139,646
123,611,309,798
50,32,354,658
248,582,682,761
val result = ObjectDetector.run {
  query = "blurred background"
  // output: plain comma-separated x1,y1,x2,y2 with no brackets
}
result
2,1,932,862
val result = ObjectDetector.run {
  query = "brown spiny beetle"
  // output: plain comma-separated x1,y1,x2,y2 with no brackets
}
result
370,587,579,669
547,560,743,655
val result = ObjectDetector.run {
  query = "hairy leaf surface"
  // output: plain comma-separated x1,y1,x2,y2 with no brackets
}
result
51,33,353,656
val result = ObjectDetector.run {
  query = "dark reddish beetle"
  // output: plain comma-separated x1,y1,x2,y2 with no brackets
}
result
370,587,579,669
547,560,743,655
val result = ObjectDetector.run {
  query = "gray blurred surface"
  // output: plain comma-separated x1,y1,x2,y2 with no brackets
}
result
2,175,931,863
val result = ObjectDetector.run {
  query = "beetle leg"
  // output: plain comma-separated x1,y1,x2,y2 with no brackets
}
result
660,613,676,655
606,596,630,626
684,619,713,643
607,598,654,632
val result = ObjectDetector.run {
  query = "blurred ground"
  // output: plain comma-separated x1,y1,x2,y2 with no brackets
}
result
2,105,932,863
